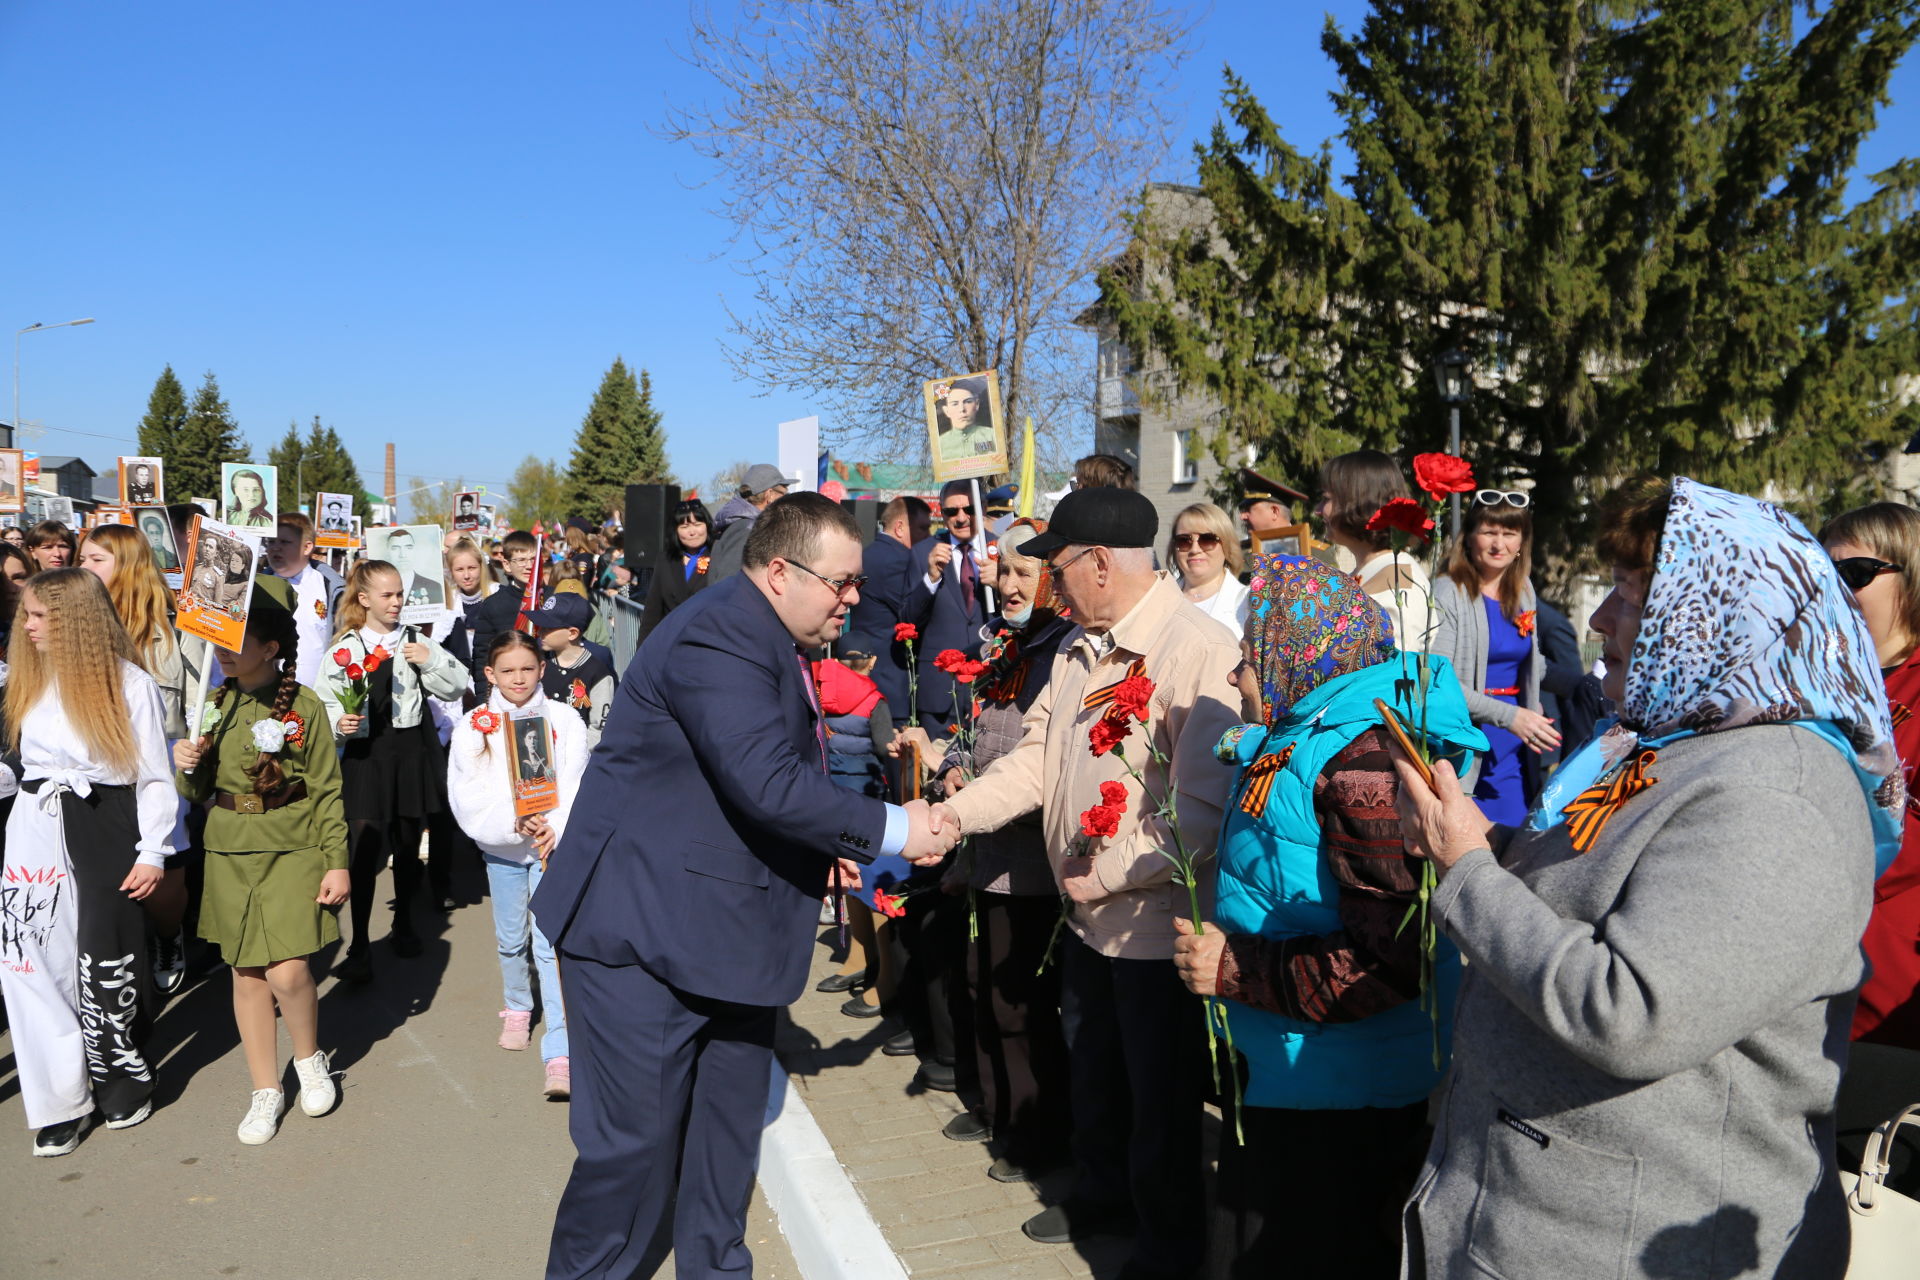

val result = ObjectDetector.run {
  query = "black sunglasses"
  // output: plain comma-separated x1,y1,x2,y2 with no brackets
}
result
942,504,973,518
1173,532,1222,551
1834,556,1901,592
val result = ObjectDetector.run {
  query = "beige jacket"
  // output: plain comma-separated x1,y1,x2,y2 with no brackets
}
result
942,574,1240,959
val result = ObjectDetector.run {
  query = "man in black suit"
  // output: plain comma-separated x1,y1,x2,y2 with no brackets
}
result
531,493,951,1280
905,481,995,734
845,494,930,714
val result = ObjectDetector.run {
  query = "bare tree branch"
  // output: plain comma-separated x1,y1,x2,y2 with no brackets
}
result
662,0,1195,465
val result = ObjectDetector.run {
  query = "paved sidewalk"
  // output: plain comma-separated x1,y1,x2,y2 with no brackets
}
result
778,929,1137,1280
0,854,796,1280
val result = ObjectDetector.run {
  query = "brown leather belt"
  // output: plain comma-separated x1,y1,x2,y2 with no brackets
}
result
215,781,307,814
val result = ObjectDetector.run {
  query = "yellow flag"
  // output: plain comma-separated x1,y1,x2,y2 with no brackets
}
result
1018,415,1037,517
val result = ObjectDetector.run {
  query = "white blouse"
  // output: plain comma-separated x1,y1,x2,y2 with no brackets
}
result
1354,550,1433,653
1180,574,1250,641
18,661,178,867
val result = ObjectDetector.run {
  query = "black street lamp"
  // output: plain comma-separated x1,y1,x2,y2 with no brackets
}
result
1432,348,1471,537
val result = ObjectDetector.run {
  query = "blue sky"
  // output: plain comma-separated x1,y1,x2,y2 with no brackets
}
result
5,2,1914,505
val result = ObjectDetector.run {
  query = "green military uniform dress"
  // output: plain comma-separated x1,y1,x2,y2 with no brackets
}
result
178,683,349,968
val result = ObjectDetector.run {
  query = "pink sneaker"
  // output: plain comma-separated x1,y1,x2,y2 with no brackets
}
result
544,1056,571,1100
498,1010,532,1051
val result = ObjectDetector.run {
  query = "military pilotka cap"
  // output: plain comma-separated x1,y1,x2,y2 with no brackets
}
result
1015,487,1158,559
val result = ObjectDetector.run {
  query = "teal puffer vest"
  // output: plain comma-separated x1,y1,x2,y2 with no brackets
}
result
1213,654,1487,1110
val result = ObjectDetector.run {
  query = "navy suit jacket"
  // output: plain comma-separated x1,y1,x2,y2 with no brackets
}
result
905,533,994,725
845,534,914,714
530,574,889,1008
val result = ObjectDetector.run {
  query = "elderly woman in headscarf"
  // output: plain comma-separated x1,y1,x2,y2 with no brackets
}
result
929,516,1080,1182
1391,478,1900,1280
1170,554,1485,1280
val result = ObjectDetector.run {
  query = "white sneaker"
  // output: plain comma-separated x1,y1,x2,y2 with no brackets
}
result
293,1050,336,1117
237,1088,285,1145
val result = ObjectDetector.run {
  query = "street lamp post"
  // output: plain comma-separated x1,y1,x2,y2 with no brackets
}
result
1432,348,1471,538
13,318,97,445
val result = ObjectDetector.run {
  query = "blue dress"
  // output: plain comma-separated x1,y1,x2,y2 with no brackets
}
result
1472,595,1530,827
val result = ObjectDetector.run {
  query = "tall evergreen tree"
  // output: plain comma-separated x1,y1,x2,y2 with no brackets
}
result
303,421,369,518
173,371,249,502
1099,2,1920,578
563,357,649,521
137,365,188,463
268,420,306,514
627,369,671,486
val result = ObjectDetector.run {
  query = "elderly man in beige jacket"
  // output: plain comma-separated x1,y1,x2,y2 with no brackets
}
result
925,487,1240,1280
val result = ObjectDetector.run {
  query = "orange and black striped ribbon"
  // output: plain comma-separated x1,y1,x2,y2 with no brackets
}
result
1562,750,1659,853
982,662,1027,705
1891,700,1912,729
1237,746,1294,817
1083,657,1147,712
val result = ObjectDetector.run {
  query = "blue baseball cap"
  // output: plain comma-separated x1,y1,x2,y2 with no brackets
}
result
527,592,593,633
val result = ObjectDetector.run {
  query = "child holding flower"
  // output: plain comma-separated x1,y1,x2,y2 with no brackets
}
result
174,589,350,1145
317,560,470,982
447,630,587,1099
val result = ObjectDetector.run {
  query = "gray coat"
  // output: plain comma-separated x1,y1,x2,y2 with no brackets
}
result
1429,575,1545,787
1405,725,1872,1280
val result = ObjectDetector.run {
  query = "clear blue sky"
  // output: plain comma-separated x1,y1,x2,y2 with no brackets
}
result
5,2,1914,504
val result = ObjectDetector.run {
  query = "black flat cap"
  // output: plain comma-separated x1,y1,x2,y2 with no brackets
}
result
1016,487,1158,559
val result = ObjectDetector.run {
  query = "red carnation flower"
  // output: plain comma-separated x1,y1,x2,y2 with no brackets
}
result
933,648,967,674
894,623,919,642
346,663,365,680
1411,452,1477,504
1099,780,1128,808
1109,674,1154,723
1079,801,1121,839
1515,610,1537,638
1366,498,1436,542
954,659,990,684
332,646,352,668
872,889,907,919
1089,715,1131,757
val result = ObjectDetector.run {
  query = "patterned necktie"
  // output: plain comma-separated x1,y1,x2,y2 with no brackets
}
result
796,650,828,771
959,542,978,616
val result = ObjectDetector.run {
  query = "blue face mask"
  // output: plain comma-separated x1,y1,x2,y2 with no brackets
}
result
1002,603,1034,628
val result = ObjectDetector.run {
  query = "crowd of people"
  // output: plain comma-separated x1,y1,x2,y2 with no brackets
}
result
1,448,1917,1280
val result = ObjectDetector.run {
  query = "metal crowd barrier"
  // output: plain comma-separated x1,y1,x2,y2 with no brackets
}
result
603,593,645,677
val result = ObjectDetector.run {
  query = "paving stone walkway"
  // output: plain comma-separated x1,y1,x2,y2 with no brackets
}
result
777,930,1140,1280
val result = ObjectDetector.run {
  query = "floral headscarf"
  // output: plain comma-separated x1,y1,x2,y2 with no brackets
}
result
1533,478,1903,870
1243,553,1396,726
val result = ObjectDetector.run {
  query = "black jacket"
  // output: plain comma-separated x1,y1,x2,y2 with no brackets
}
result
640,547,711,643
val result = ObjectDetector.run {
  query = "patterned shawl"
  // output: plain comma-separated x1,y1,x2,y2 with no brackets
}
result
1533,478,1902,870
1244,553,1396,726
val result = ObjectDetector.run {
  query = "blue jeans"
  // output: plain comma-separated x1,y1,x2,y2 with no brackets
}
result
484,854,568,1060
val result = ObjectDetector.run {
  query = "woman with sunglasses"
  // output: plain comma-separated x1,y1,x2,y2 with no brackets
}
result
1822,502,1920,1048
640,498,715,642
1313,449,1432,651
1167,502,1248,638
1431,489,1560,827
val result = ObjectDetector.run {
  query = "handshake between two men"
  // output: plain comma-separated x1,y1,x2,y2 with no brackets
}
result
900,798,962,867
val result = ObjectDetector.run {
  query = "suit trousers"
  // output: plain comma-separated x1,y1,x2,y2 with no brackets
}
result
546,954,775,1280
1061,935,1205,1275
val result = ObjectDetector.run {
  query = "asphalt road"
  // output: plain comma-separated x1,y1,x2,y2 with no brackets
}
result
0,854,797,1280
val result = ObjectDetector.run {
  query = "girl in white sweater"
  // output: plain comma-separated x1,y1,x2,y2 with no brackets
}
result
447,629,587,1099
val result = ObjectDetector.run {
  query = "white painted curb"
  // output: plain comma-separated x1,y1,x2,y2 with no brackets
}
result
760,1060,911,1280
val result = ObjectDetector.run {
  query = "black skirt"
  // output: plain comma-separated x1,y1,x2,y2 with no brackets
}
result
340,660,446,823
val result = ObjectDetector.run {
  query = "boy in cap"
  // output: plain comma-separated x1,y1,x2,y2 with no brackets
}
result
528,593,615,748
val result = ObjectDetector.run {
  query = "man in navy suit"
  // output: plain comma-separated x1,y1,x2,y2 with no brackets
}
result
532,493,949,1280
905,480,996,734
844,494,930,714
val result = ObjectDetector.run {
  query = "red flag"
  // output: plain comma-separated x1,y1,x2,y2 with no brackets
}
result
516,532,544,633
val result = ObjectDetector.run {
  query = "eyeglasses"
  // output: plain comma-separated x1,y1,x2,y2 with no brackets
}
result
1173,532,1222,552
1834,556,1901,592
675,515,705,526
785,558,868,597
1046,546,1095,578
1476,489,1530,509
942,505,973,519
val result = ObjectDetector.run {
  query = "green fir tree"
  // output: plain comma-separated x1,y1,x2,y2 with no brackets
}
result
563,358,671,521
137,365,188,464
1098,2,1920,579
173,371,249,503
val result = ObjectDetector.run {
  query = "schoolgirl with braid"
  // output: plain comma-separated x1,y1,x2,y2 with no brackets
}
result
174,588,350,1145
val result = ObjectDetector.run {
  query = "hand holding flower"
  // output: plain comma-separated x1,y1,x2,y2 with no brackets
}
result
1387,740,1493,877
1059,853,1110,904
1171,916,1227,997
